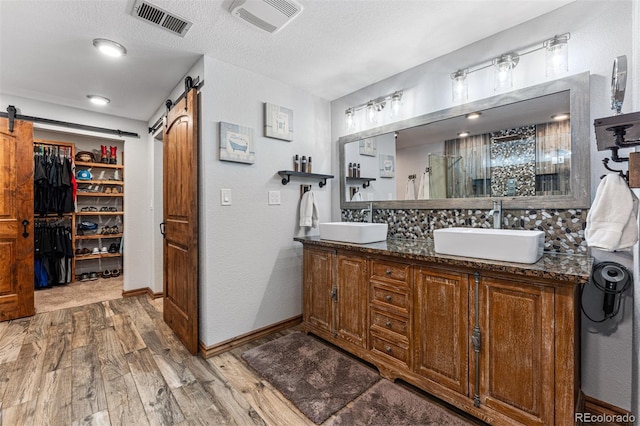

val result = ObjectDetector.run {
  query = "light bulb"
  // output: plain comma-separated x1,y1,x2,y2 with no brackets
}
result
451,69,468,103
87,95,110,105
93,39,127,57
545,35,569,76
390,92,402,118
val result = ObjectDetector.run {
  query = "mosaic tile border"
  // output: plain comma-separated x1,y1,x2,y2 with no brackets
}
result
341,208,588,254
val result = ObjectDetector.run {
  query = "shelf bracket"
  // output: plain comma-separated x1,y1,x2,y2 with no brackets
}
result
362,180,371,189
281,174,291,185
319,178,327,188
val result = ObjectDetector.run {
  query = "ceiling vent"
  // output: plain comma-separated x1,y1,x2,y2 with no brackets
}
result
230,0,303,34
131,0,193,37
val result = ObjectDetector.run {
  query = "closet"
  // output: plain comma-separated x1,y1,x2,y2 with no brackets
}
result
33,134,125,286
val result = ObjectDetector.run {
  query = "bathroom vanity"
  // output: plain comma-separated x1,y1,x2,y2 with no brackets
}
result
295,236,591,426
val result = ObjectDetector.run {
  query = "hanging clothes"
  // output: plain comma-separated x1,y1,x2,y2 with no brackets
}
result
34,220,74,288
33,145,75,216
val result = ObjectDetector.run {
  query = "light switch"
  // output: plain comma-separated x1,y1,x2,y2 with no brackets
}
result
268,190,281,205
220,188,231,206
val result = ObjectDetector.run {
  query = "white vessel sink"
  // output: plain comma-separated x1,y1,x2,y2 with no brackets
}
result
433,228,545,264
319,222,388,244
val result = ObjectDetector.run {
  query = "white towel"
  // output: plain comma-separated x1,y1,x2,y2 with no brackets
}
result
299,190,319,228
585,174,639,251
350,191,364,202
417,172,429,200
405,179,416,200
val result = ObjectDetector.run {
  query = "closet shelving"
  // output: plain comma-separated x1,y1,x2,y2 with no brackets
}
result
74,158,124,278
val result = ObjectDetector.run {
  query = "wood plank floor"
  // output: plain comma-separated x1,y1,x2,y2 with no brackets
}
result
0,296,478,425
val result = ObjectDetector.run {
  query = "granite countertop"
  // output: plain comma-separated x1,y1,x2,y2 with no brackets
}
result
294,236,592,284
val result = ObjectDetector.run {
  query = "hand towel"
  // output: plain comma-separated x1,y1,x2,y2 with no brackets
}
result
585,174,639,251
405,179,416,200
350,191,364,202
417,172,429,200
299,190,319,228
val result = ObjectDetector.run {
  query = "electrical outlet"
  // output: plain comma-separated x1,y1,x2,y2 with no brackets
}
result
268,190,281,205
220,188,231,206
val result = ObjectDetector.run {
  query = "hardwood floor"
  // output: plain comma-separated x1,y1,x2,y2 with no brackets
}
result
0,296,310,425
34,277,123,314
0,296,477,425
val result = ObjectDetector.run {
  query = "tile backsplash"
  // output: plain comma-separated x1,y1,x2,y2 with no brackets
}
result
341,208,588,254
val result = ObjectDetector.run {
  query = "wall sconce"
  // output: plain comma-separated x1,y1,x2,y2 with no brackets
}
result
344,90,403,130
450,33,570,99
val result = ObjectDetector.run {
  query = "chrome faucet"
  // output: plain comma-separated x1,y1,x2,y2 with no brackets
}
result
489,200,502,229
361,202,373,223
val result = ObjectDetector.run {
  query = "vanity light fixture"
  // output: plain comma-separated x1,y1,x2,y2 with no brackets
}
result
344,90,403,130
92,38,127,57
551,112,570,121
450,33,570,98
87,95,111,106
465,112,482,120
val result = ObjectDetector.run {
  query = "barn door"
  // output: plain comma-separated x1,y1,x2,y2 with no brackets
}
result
0,117,35,321
162,88,199,354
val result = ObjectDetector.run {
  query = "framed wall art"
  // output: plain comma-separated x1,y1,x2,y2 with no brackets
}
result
379,154,395,178
219,122,255,164
359,138,377,156
264,102,293,141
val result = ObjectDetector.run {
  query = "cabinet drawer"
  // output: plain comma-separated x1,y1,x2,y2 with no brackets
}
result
370,309,409,338
371,333,409,367
371,284,409,312
371,259,410,284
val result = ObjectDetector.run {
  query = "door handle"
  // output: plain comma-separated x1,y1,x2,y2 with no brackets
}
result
22,220,29,238
159,222,166,238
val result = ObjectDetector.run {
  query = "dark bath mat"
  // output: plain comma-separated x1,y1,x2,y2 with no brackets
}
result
326,379,477,426
242,331,380,424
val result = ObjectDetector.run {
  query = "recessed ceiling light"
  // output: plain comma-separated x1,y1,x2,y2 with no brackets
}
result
465,112,482,120
458,131,470,138
551,112,570,121
92,38,127,57
87,95,110,106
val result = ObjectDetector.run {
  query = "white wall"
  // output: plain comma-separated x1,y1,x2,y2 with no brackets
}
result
0,94,151,292
330,0,636,411
198,56,331,346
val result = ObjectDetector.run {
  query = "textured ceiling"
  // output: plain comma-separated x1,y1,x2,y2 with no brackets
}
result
0,0,573,122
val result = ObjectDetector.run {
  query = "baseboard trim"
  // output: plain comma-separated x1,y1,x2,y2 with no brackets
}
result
199,315,302,358
581,395,634,425
122,287,163,299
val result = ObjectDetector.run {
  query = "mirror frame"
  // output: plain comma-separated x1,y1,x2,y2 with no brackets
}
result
339,72,590,210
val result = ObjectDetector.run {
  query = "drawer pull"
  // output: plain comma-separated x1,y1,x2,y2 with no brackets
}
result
385,270,392,275
385,295,392,302
385,321,392,327
385,346,392,353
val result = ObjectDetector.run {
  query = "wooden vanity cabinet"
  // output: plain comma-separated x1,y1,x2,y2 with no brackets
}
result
413,267,469,397
471,275,555,425
368,258,412,372
302,246,368,349
300,244,580,426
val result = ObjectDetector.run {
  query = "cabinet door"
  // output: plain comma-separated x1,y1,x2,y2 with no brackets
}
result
414,268,468,396
335,253,367,347
474,276,554,425
303,247,335,333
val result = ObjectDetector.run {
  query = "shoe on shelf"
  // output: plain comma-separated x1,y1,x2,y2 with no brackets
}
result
103,270,111,278
108,243,118,253
101,246,108,254
92,247,100,255
80,273,90,282
89,272,99,281
111,269,120,277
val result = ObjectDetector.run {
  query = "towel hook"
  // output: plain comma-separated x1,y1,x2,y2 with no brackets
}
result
601,146,629,183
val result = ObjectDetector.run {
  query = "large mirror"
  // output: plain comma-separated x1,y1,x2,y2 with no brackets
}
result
339,72,590,210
